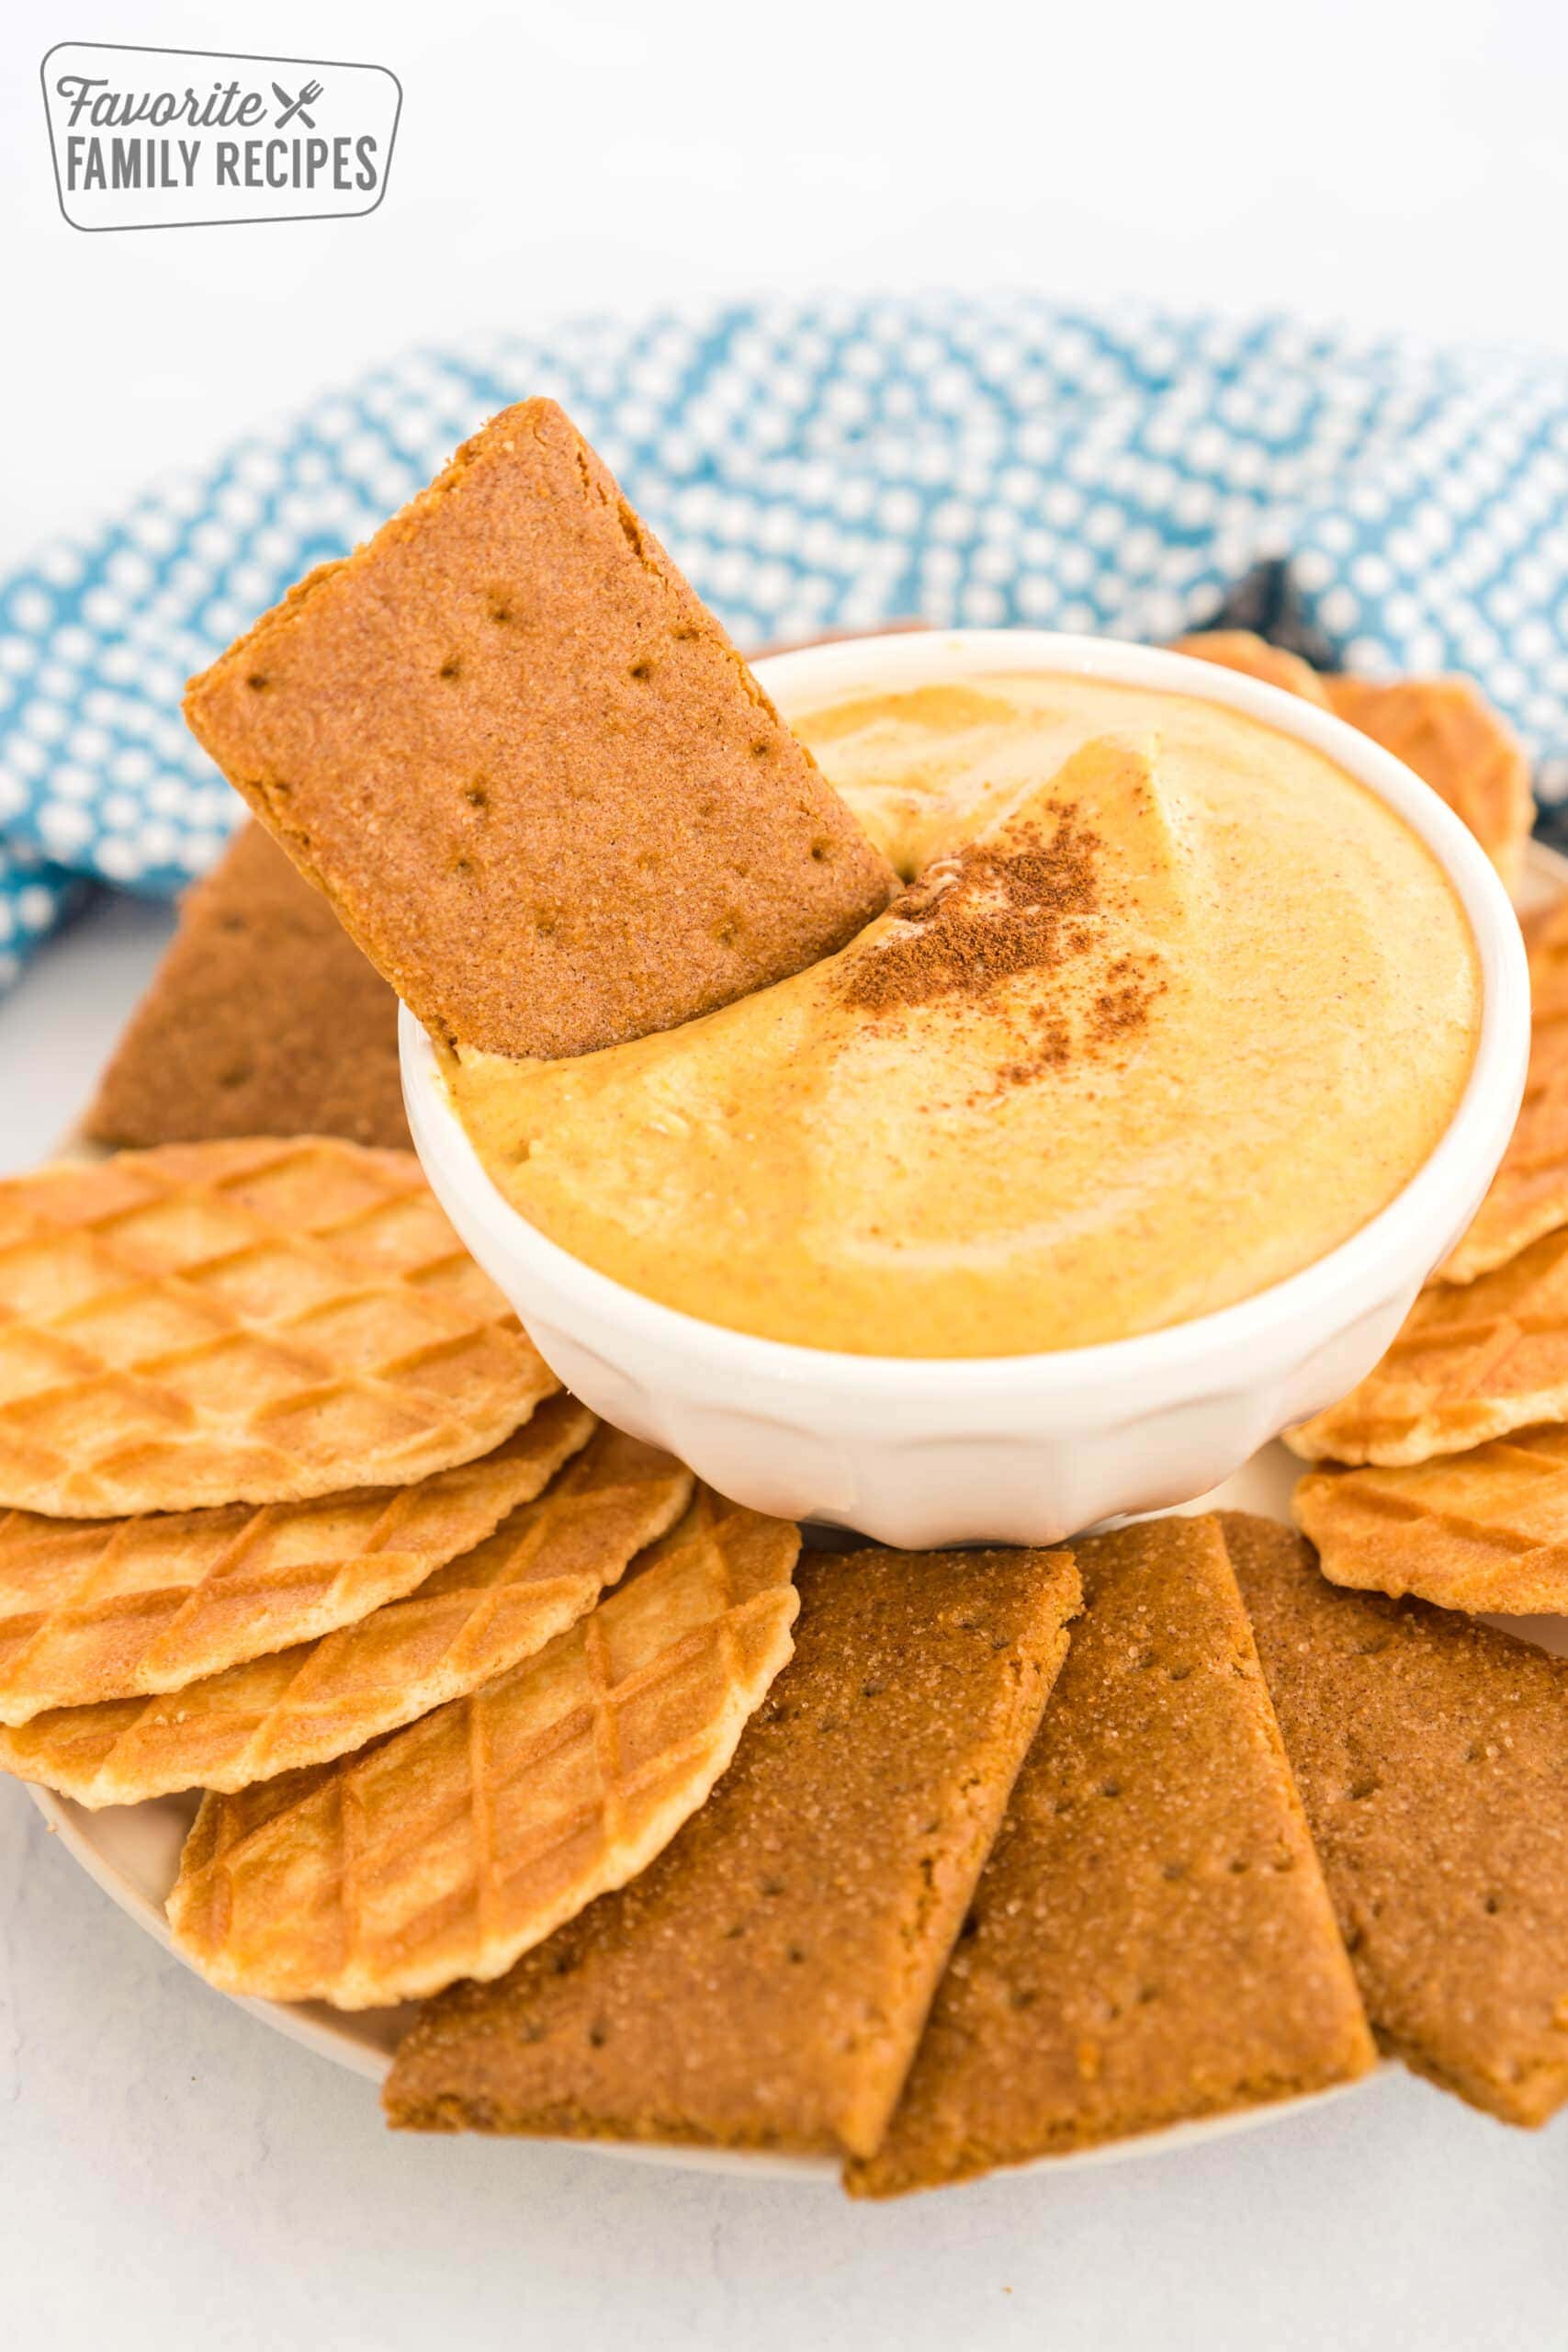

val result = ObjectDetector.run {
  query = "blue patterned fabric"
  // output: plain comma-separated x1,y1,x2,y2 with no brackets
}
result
2,294,1566,989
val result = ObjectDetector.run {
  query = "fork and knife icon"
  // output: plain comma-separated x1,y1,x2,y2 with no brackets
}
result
271,78,324,130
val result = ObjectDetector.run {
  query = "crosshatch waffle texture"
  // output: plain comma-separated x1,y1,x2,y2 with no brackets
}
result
0,1139,557,1516
165,1487,800,2007
0,1422,691,1805
1294,1426,1568,1616
0,1393,593,1729
1289,1226,1568,1466
1441,896,1568,1282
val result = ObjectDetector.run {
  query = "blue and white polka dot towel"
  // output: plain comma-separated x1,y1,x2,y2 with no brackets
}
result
2,293,1567,990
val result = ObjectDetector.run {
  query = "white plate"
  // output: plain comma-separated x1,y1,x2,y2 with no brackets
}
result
28,841,1568,2182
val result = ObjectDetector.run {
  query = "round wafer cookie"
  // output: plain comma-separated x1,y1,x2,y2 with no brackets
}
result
0,1138,558,1515
165,1487,799,2007
0,1393,593,1727
0,1424,690,1804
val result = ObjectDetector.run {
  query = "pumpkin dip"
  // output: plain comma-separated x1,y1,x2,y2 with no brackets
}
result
446,672,1482,1357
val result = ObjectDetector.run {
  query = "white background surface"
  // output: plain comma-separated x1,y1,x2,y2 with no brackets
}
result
4,3,1568,2344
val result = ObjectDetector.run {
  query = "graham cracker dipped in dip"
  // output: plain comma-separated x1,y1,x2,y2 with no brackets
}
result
450,671,1482,1357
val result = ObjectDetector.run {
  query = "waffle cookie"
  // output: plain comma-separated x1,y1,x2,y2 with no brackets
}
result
0,1393,590,1726
86,825,410,1153
850,1516,1371,2196
1228,1511,1568,2126
1295,1428,1568,1616
1170,629,1333,707
0,1423,688,1806
185,399,894,1062
1289,1227,1568,1466
386,1544,1080,2158
1172,633,1534,879
1325,673,1534,885
0,1139,554,1516
166,1488,799,2007
1441,896,1568,1283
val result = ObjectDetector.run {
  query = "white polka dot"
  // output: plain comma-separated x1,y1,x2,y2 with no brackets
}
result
97,838,147,883
106,548,154,595
82,587,127,631
38,805,93,857
9,585,54,633
1319,585,1362,635
16,885,55,931
38,544,84,588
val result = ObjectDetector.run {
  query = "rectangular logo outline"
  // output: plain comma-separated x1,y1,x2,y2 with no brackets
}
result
40,40,403,232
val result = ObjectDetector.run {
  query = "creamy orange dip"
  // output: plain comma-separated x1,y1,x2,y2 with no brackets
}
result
447,673,1482,1355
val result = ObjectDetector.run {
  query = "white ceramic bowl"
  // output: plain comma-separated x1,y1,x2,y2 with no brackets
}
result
401,630,1530,1547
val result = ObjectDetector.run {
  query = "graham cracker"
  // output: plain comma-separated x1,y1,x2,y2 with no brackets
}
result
184,399,895,1060
1295,1429,1568,1616
851,1515,1371,2196
1227,1510,1568,2126
1440,894,1568,1283
1288,1226,1568,1467
384,1544,1081,2158
86,823,409,1153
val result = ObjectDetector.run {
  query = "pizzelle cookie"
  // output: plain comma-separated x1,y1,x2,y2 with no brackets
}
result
86,824,410,1153
1174,633,1534,881
0,1423,689,1806
1227,1511,1568,2127
850,1516,1371,2197
185,398,894,1061
0,1139,556,1516
1295,1429,1568,1615
384,1544,1080,2157
1288,1227,1568,1466
1440,896,1568,1284
165,1487,799,2007
0,1392,591,1726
